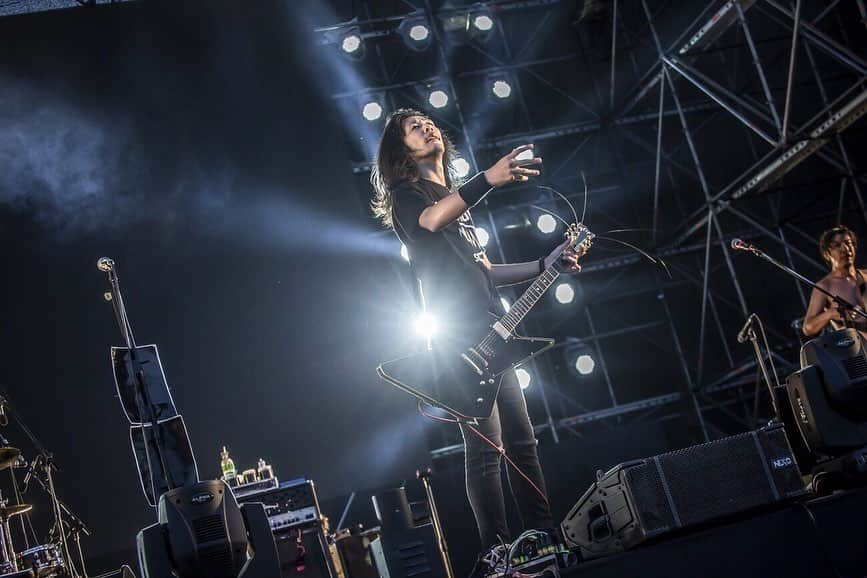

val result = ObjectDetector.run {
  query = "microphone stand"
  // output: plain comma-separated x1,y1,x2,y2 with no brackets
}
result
738,314,781,421
738,243,867,327
99,260,177,498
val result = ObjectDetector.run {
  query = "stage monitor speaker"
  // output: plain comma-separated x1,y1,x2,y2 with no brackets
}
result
561,424,807,560
786,366,867,455
138,489,280,578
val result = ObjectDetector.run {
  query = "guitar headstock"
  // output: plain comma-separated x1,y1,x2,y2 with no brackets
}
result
566,222,594,258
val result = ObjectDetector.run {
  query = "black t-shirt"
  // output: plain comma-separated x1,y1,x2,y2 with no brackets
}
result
391,178,498,338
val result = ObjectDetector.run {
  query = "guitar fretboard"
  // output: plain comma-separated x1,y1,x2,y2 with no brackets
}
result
500,267,560,332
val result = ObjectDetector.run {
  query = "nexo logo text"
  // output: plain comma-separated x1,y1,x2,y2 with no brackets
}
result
191,492,214,504
772,457,793,469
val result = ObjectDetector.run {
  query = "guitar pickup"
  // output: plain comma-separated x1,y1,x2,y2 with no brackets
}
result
492,321,511,340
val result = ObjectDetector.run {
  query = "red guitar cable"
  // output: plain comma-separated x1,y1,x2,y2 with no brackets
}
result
417,401,550,508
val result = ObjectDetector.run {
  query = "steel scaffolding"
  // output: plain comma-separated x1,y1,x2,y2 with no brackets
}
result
316,0,867,455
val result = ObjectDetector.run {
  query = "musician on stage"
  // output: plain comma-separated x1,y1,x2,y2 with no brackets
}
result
371,109,579,575
803,225,867,337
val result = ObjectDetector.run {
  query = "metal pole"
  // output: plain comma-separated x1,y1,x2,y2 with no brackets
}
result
781,0,802,145
584,308,618,406
737,1,782,134
652,70,665,245
609,0,618,112
658,288,711,443
696,209,714,389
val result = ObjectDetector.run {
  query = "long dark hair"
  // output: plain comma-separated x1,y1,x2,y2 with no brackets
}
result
370,108,459,228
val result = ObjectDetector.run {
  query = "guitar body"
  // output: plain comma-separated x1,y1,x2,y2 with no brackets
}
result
377,333,554,421
378,222,593,421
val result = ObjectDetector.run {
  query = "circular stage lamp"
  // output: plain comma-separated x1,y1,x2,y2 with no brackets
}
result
362,101,383,121
536,214,557,234
575,354,595,375
491,79,512,99
414,312,439,338
428,89,449,109
555,282,575,304
473,14,494,31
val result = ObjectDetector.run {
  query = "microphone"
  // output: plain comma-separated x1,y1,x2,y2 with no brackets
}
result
737,314,757,343
97,257,115,272
0,396,7,427
22,455,40,491
730,238,755,252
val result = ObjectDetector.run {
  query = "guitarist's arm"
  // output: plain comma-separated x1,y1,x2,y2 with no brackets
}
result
489,239,583,287
419,146,542,232
489,262,546,286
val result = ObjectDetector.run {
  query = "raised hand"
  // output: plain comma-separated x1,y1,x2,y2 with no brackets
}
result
483,144,543,187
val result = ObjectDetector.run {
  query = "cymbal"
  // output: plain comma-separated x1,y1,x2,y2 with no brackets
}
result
0,447,20,470
0,504,31,519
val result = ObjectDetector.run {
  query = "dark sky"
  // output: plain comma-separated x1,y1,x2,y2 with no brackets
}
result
0,0,433,565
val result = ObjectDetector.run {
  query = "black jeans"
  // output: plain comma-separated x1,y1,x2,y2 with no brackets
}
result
459,368,553,549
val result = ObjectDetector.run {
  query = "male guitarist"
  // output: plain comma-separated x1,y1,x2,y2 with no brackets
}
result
371,109,580,575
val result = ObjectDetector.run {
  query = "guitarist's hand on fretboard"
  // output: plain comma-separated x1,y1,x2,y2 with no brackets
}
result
543,238,583,273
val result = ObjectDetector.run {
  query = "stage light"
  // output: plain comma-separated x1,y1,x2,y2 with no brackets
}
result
362,101,383,121
500,297,511,312
409,24,429,42
341,33,362,54
491,79,512,99
516,368,532,389
555,282,575,304
400,243,409,261
473,14,494,31
428,89,449,109
475,226,489,247
414,312,438,338
536,214,557,234
453,157,471,178
399,16,432,51
575,354,595,375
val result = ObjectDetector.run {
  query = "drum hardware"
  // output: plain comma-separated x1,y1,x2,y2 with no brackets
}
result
0,394,91,578
0,497,32,573
16,543,64,577
0,447,21,471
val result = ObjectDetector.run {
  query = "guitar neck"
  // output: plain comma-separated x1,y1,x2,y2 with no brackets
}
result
497,265,561,334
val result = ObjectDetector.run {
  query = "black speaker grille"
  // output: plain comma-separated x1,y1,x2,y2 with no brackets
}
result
623,462,675,535
657,431,775,526
842,354,867,380
194,514,226,543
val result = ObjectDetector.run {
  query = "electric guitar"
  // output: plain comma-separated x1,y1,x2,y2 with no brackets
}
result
377,223,594,421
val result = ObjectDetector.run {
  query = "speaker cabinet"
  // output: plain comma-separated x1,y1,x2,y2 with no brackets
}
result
561,424,807,560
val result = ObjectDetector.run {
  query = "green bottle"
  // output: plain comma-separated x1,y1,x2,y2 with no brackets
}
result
220,446,236,479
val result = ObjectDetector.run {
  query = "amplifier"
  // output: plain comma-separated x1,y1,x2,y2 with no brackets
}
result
235,478,321,532
561,424,807,560
235,478,343,578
